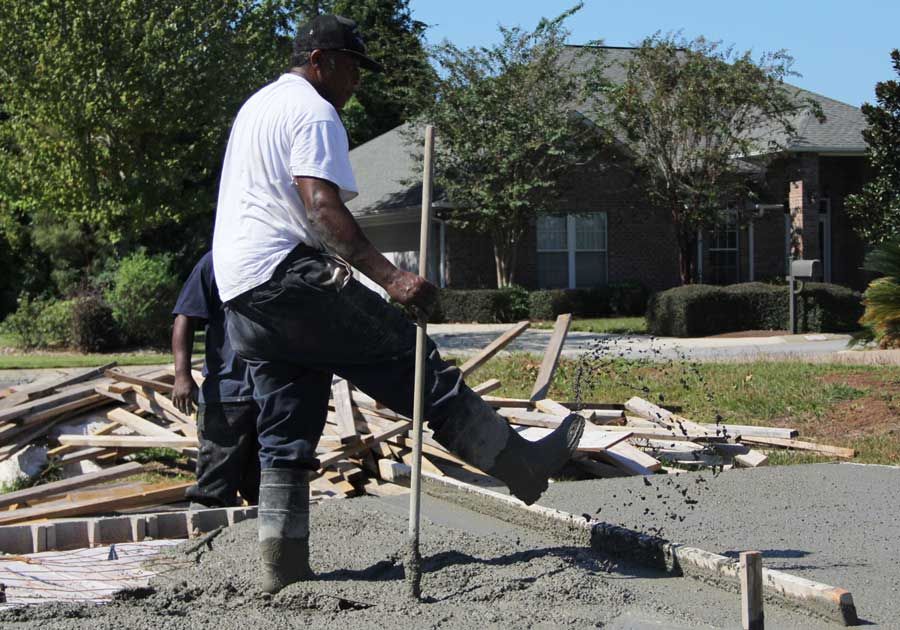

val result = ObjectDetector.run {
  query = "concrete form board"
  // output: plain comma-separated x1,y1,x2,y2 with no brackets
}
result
417,472,858,626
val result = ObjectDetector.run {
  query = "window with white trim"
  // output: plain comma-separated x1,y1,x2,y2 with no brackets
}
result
707,211,739,284
537,213,608,288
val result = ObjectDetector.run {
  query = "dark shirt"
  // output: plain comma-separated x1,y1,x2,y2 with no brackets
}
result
172,252,253,404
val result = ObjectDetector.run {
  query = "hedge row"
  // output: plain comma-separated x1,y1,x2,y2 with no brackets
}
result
431,283,649,323
645,282,863,337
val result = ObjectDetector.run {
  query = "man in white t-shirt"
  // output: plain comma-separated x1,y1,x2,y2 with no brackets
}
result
213,14,584,594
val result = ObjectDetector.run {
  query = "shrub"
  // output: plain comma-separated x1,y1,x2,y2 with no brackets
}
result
70,295,120,352
433,289,521,323
35,299,75,348
646,282,863,337
1,295,74,348
528,283,649,320
105,251,178,346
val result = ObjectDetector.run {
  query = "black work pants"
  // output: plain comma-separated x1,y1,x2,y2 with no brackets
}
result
185,400,261,507
225,245,462,471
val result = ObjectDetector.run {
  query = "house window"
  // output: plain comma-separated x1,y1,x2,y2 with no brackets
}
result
707,212,739,284
537,213,608,288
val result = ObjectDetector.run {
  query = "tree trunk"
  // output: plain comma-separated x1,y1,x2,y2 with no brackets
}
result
492,231,519,288
676,229,696,285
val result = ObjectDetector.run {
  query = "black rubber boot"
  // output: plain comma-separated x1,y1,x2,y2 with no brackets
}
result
258,468,312,594
432,386,584,505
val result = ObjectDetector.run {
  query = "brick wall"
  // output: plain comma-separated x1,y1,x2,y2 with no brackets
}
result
441,152,868,291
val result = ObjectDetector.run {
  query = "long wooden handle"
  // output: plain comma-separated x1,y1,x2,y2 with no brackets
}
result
406,125,435,599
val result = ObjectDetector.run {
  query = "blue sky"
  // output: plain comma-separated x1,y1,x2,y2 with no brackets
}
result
412,0,899,107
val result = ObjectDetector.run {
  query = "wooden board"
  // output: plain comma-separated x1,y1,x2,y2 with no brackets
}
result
739,436,855,458
0,482,192,525
624,396,722,441
54,447,117,465
0,384,100,424
458,321,530,378
104,369,174,394
533,398,572,417
317,420,412,469
0,462,143,510
514,425,632,453
0,363,116,409
331,379,359,444
594,442,660,475
106,408,182,439
530,313,571,401
57,434,199,449
482,396,625,410
701,423,798,439
471,379,502,396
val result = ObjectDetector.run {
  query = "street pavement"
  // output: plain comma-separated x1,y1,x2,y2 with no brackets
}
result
428,322,860,362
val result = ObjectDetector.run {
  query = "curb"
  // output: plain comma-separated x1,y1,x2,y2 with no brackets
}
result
0,506,257,555
419,473,858,626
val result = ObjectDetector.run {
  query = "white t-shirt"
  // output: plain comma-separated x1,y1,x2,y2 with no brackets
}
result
212,73,358,302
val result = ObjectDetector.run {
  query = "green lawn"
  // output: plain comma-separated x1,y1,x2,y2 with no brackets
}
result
0,333,204,370
531,316,647,334
466,355,900,466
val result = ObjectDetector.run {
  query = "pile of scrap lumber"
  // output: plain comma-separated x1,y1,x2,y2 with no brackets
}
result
0,314,856,527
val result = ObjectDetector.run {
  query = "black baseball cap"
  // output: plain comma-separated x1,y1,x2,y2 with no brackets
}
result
294,14,383,73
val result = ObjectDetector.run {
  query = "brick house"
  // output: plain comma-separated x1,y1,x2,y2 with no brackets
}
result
347,47,870,294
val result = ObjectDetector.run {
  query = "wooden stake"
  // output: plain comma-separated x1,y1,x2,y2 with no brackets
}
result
740,550,764,630
529,314,571,401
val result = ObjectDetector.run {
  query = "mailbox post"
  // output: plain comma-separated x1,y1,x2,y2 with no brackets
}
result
788,259,821,334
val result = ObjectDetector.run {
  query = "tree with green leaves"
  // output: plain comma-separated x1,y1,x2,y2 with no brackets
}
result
846,49,900,245
602,34,822,285
421,4,606,287
0,0,295,297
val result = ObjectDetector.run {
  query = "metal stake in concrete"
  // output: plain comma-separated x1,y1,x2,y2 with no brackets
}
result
406,124,435,600
740,550,764,630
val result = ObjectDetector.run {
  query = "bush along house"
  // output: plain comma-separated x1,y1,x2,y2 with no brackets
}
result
346,46,870,300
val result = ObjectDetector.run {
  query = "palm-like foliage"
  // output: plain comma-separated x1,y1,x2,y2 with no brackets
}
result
861,240,900,347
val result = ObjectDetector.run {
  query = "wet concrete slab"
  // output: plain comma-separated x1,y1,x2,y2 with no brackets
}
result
537,462,900,628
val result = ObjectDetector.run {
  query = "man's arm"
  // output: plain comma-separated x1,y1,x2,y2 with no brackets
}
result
294,176,437,312
171,314,199,414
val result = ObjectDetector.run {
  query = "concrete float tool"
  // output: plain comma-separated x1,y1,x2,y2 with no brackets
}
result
405,124,435,600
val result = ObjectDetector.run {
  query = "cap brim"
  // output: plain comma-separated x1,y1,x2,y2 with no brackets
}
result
342,49,383,73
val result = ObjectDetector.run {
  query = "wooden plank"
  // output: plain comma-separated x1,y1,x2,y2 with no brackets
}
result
57,434,199,449
734,449,769,468
0,482,192,525
740,551,764,630
514,425,631,453
482,396,625,410
533,398,572,417
529,313,571,401
594,442,660,475
0,394,108,447
131,386,195,425
471,378,502,396
458,321,530,378
0,363,116,409
0,462,143,509
0,383,99,424
701,423,798,439
106,408,182,438
331,379,359,444
317,420,412,469
129,388,198,438
739,436,855,458
104,369,174,394
53,447,117,465
624,396,722,441
47,421,122,457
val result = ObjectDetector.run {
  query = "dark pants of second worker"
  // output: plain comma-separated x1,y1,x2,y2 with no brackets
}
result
185,401,261,506
225,244,462,471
